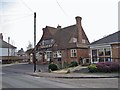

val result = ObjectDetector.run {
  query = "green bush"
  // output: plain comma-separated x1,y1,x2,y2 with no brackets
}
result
88,64,97,73
69,61,78,67
48,63,58,71
63,61,69,68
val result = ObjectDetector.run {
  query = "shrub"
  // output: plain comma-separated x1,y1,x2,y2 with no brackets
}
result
88,64,97,73
88,62,120,73
110,62,120,72
63,62,69,68
69,61,78,67
96,62,120,73
48,63,58,71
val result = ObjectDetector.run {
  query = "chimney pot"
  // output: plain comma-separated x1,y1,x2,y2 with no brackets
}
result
57,25,61,30
75,16,82,25
75,16,83,43
0,33,3,40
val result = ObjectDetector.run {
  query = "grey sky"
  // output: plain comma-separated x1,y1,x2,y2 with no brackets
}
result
0,0,118,51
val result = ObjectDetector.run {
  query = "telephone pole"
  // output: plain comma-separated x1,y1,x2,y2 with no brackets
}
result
33,12,36,72
8,37,10,63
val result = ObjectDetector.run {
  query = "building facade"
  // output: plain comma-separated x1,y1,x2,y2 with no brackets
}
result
35,16,90,66
0,33,17,63
0,33,16,57
90,31,120,63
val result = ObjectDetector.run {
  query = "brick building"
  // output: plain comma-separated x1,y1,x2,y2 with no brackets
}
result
90,31,120,63
35,16,90,66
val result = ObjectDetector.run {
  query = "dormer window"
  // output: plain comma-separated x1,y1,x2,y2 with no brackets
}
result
82,39,86,44
69,37,77,43
51,39,55,44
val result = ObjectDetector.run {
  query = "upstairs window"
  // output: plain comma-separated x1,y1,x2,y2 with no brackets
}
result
51,39,55,44
71,49,77,57
82,39,86,44
41,39,54,46
69,37,77,43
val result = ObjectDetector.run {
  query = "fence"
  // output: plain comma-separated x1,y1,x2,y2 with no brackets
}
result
0,56,29,64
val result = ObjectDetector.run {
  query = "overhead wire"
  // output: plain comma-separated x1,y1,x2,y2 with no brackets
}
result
20,0,34,13
1,0,34,24
56,0,68,17
2,14,33,25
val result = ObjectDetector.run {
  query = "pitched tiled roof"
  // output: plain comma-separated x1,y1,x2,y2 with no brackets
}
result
53,25,78,49
53,24,90,50
0,39,16,48
47,26,57,35
40,26,57,40
36,16,90,50
91,31,120,45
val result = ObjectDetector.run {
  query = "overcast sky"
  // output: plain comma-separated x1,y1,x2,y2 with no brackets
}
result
0,0,119,51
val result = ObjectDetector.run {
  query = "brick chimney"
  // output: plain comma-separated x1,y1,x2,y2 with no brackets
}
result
57,25,61,30
0,33,3,40
75,16,83,43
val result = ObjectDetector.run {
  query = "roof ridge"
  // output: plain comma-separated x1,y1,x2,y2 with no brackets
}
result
91,30,120,44
46,26,57,29
1,40,16,48
60,24,76,30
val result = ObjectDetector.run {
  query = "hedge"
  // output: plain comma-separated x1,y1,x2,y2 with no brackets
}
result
69,61,78,67
88,62,120,73
48,63,58,71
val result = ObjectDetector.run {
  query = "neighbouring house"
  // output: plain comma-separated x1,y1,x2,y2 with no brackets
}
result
0,33,16,56
0,33,17,63
90,31,120,63
25,48,33,63
35,16,90,66
17,48,25,56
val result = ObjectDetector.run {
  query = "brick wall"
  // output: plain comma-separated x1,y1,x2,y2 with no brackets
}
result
65,48,89,64
111,43,120,62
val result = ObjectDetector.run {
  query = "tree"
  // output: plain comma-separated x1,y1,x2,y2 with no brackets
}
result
27,41,33,50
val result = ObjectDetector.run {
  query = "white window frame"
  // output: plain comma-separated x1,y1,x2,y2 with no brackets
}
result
53,51,57,58
57,51,62,58
82,39,86,44
71,49,77,57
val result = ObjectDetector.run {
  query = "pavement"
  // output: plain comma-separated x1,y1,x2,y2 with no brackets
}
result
30,72,119,79
29,65,120,79
2,63,119,79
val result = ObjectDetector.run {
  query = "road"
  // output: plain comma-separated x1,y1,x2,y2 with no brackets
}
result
1,63,119,88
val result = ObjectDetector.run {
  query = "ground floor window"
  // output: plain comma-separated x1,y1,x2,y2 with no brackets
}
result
45,51,52,61
105,57,111,62
92,57,97,63
99,57,104,62
91,47,112,63
53,52,57,58
71,49,77,57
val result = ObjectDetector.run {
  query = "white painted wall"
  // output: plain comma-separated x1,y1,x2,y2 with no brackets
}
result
0,48,16,56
